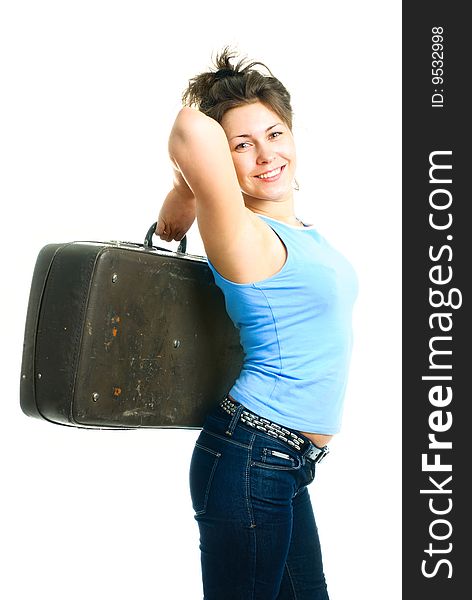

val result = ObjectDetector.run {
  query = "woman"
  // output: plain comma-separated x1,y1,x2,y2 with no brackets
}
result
156,48,358,600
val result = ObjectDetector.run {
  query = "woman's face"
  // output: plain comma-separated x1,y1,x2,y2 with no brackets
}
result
220,101,296,208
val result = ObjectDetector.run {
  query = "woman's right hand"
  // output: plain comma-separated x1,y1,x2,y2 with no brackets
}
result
156,189,196,242
156,170,197,242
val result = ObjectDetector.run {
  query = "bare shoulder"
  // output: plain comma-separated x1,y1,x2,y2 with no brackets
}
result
206,208,287,285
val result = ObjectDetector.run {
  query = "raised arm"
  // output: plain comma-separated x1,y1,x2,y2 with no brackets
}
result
157,107,263,278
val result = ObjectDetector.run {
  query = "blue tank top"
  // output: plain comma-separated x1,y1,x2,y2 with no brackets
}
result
207,214,358,434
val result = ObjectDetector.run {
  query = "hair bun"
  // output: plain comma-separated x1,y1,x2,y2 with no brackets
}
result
214,68,237,81
181,46,293,129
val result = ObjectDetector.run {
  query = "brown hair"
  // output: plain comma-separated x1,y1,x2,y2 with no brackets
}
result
182,47,293,129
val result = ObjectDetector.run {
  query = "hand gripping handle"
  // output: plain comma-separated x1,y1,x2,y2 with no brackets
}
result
144,222,187,254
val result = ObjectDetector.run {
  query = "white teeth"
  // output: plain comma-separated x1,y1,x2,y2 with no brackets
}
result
257,167,282,179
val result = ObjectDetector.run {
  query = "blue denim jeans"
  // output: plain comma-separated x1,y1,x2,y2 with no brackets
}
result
189,402,330,600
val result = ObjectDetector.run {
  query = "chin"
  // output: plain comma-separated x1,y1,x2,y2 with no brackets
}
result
257,191,291,203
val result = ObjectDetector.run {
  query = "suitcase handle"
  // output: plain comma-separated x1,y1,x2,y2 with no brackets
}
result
144,222,187,254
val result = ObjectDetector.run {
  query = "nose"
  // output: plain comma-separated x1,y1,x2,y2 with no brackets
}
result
256,142,276,164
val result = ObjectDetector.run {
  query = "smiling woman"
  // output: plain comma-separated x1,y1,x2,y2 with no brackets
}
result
155,47,358,600
220,102,296,207
164,101,300,285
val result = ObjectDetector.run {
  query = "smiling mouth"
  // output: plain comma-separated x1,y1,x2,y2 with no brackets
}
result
255,165,286,180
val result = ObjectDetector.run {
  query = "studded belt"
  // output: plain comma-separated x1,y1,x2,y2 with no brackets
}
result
219,396,329,463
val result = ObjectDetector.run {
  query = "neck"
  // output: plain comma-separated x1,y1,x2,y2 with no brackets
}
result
248,208,304,228
263,214,305,227
244,197,302,227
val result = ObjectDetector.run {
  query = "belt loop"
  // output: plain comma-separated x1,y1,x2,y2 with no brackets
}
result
225,401,244,437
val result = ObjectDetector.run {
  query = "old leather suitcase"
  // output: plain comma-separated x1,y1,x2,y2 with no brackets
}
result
20,224,243,429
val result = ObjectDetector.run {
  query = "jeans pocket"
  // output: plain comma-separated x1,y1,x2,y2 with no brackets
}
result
252,446,302,471
189,442,221,515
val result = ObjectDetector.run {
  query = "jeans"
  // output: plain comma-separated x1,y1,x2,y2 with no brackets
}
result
189,402,330,600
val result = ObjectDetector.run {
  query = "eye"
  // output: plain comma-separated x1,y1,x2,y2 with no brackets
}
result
234,141,252,151
270,131,283,139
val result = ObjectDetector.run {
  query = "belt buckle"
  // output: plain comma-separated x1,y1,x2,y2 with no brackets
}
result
307,444,330,464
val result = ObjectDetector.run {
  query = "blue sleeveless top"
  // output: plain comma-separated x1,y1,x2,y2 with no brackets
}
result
207,214,358,434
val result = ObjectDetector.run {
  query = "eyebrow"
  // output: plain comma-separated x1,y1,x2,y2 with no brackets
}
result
229,123,283,141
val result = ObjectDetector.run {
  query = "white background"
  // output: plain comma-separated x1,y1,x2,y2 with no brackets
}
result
1,1,401,598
